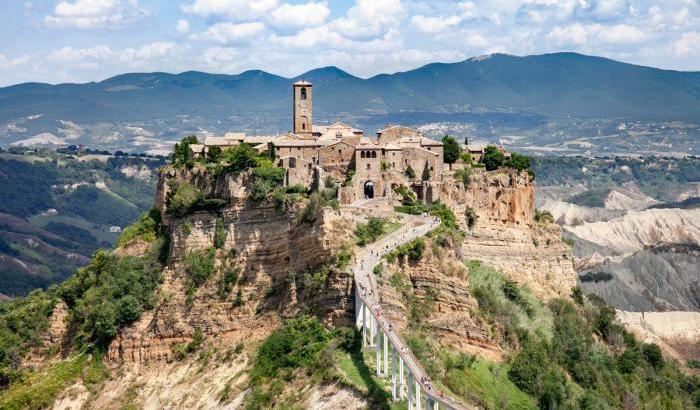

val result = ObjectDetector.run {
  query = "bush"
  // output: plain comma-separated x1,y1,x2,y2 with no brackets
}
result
172,136,198,166
355,217,387,245
117,208,163,247
454,168,472,187
250,316,333,382
642,343,663,369
115,295,142,327
222,144,258,174
183,247,216,289
534,209,554,224
482,145,505,171
387,238,425,263
214,218,227,248
464,206,477,230
405,165,416,180
505,152,532,172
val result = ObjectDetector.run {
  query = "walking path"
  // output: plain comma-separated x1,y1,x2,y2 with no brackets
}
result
351,206,470,410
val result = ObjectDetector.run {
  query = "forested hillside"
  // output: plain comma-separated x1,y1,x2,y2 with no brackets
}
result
0,149,165,297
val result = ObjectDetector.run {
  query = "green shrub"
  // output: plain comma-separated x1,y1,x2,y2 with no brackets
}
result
482,145,505,171
534,209,554,224
405,165,416,180
642,343,663,369
172,135,198,166
115,295,142,327
505,152,532,172
250,316,333,382
454,168,472,187
214,218,227,248
183,248,216,290
355,217,387,245
464,206,477,230
116,209,163,247
387,238,425,263
222,144,258,174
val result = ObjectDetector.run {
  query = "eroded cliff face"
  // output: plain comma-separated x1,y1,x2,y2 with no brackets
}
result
439,170,577,298
377,243,502,361
107,166,357,364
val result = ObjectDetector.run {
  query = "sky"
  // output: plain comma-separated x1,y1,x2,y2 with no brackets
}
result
0,0,699,86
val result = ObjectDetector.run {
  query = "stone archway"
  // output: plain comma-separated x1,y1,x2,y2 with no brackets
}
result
363,181,374,199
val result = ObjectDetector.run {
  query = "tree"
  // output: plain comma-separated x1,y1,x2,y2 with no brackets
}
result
223,144,258,173
482,145,505,171
421,161,431,181
464,136,469,146
173,135,198,166
506,152,531,172
115,295,142,326
442,135,461,167
207,146,222,163
642,343,663,369
405,165,416,180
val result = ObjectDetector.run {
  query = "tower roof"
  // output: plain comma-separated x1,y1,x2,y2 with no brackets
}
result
293,80,312,86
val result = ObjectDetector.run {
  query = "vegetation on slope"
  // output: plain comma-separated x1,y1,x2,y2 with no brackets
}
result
531,156,700,203
468,261,698,409
0,209,166,395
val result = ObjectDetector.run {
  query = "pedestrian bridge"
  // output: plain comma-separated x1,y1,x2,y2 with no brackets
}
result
352,212,469,410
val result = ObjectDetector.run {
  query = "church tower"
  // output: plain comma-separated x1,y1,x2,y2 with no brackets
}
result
293,80,312,138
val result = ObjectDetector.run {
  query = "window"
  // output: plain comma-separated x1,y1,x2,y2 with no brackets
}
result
289,157,296,168
302,123,305,130
361,151,366,158
300,87,307,100
371,151,377,158
367,163,371,170
338,149,341,155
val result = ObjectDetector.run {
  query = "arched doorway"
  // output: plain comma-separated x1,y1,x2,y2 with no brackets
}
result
364,181,374,199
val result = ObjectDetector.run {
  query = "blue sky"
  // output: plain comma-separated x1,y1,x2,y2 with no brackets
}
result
0,0,699,86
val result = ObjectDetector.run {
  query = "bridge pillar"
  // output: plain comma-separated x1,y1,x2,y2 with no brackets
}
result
375,327,381,376
383,331,388,375
391,346,397,400
416,380,421,410
407,372,413,410
433,399,439,410
425,396,431,410
361,303,367,347
399,357,405,399
370,316,375,346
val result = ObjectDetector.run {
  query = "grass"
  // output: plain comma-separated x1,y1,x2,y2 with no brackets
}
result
0,353,88,410
442,360,535,410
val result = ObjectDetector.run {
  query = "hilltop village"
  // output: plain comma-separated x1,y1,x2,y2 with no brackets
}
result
188,80,510,204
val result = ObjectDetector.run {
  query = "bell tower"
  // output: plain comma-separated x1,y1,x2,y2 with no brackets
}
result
293,80,312,138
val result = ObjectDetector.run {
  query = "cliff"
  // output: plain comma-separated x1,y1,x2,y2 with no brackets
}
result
440,169,577,298
108,166,357,364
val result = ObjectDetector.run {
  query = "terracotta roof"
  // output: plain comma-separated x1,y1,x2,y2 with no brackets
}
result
293,80,312,86
273,139,325,147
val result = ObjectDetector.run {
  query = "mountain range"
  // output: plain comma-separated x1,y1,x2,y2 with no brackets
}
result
1,52,699,155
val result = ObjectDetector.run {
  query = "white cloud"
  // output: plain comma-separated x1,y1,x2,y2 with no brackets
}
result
48,42,178,67
411,14,463,33
0,54,31,70
547,22,645,47
331,0,404,40
674,32,700,56
176,19,190,33
44,0,146,29
182,0,278,20
269,2,330,29
193,22,266,44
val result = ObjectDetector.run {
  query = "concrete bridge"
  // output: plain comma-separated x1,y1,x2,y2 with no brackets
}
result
352,211,470,410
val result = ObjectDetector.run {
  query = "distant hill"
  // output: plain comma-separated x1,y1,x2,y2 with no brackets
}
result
1,52,699,154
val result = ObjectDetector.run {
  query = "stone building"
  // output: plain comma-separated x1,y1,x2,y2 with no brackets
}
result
200,80,448,203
